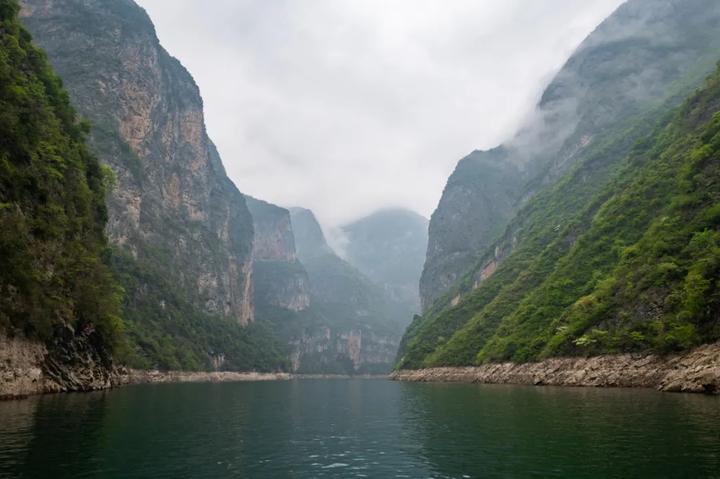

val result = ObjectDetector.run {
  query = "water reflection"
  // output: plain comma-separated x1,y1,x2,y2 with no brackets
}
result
0,397,39,478
401,382,720,478
0,380,718,478
0,391,109,478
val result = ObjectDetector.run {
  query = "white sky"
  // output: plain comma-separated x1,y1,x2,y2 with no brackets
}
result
136,0,625,226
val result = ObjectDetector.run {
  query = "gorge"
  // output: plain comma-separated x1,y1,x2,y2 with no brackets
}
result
2,0,720,475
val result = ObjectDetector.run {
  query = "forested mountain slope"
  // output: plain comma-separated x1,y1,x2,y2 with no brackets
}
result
398,64,720,369
0,0,120,390
420,0,720,311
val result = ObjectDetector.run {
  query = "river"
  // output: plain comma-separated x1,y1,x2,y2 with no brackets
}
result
0,379,718,478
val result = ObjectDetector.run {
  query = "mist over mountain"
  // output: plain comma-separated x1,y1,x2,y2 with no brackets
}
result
419,0,720,311
399,0,720,370
340,209,428,312
285,208,411,374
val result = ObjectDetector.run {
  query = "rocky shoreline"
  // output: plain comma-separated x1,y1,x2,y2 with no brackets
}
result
114,369,292,386
1,331,391,400
0,331,291,400
391,342,720,394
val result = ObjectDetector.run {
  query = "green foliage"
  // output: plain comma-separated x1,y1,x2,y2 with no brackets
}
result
109,248,290,372
398,66,720,368
0,0,121,346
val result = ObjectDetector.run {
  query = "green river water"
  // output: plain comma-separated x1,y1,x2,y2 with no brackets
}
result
0,379,718,478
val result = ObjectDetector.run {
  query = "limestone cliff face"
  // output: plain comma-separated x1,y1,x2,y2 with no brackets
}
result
289,328,400,374
420,0,720,311
20,0,254,324
246,197,311,312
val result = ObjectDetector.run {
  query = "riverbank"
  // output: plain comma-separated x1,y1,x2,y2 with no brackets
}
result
391,341,720,394
114,369,292,386
0,331,388,399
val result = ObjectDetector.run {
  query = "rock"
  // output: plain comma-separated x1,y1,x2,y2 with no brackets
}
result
1,329,112,399
20,0,255,325
392,341,720,395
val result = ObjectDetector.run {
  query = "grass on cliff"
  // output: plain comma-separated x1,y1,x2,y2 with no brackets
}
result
398,66,720,369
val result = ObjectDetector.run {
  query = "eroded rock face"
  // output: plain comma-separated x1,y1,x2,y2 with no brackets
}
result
20,0,254,324
1,329,113,399
289,328,400,375
421,149,520,310
247,197,311,312
392,341,720,394
420,0,720,311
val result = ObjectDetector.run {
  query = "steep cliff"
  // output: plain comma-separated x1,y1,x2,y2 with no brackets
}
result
19,0,292,371
246,197,311,312
341,209,428,312
398,11,720,369
0,0,119,396
420,0,720,311
21,0,254,324
282,208,409,374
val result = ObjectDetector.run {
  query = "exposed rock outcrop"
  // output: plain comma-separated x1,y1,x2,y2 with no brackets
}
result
392,342,720,394
289,327,400,374
246,197,311,312
21,0,255,324
1,330,113,400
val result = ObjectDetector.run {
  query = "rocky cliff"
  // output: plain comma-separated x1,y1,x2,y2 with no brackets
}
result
0,331,114,399
341,209,428,312
420,0,720,311
21,0,255,325
246,197,311,312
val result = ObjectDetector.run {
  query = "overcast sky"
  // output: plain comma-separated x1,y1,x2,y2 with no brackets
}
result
137,0,624,227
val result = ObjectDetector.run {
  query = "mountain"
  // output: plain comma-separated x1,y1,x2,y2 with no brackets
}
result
398,0,720,369
419,0,720,311
284,208,410,374
0,0,120,396
340,209,428,312
246,196,311,313
20,0,288,371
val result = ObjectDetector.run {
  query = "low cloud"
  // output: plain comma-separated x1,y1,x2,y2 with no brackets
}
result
137,0,624,226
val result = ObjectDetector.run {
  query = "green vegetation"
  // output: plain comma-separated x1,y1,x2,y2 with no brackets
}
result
110,248,290,372
0,0,287,372
398,66,720,369
0,0,121,347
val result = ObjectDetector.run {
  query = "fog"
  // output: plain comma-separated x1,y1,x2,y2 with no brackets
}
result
136,0,625,226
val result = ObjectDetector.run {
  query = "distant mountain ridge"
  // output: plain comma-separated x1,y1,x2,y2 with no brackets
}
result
340,208,428,312
282,207,411,374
